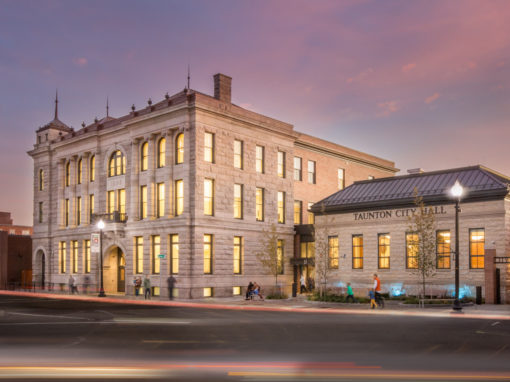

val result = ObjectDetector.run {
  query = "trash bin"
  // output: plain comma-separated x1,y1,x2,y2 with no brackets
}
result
476,286,482,305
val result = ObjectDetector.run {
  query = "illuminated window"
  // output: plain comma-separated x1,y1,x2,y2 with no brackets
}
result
204,234,213,274
76,196,81,226
234,184,243,219
233,286,241,295
77,158,82,184
84,240,90,273
109,150,125,177
71,240,78,273
294,157,302,181
368,175,374,180
378,233,390,269
118,189,126,218
277,191,285,224
170,234,179,274
234,140,243,169
338,169,345,190
406,233,419,269
175,180,183,216
204,132,214,163
175,133,184,164
152,235,160,274
256,188,264,221
90,155,95,182
277,239,284,274
469,229,485,269
89,194,94,221
140,185,147,219
135,236,143,274
141,142,148,172
38,202,43,223
203,287,213,297
308,160,316,184
157,183,165,218
436,230,451,269
204,179,214,216
39,169,44,191
157,138,166,168
152,287,160,297
277,151,286,178
256,145,264,173
59,241,66,273
328,236,339,269
307,202,315,224
301,241,315,259
233,236,243,274
65,199,69,227
352,235,363,269
294,200,302,224
65,162,70,186
107,191,115,215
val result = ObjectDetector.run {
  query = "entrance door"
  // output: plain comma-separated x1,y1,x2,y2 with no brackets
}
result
117,248,125,293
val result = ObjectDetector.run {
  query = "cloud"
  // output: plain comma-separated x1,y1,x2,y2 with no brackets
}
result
377,100,400,117
72,57,88,67
346,68,374,84
402,63,416,73
425,92,440,104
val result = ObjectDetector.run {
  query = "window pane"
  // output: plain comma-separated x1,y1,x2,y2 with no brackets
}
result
307,160,316,184
170,234,179,274
378,234,390,269
140,186,147,219
277,191,285,223
294,201,302,224
204,179,214,216
436,231,451,269
158,138,166,168
176,134,184,164
307,202,314,224
141,142,148,171
328,236,339,269
157,183,165,218
470,229,485,269
135,236,143,274
256,145,264,173
175,180,183,216
234,140,243,169
204,132,214,163
204,234,212,274
277,151,285,178
256,188,264,221
233,236,242,274
234,184,243,219
277,239,284,274
406,233,419,269
152,236,160,274
352,235,363,269
338,168,345,190
294,157,302,181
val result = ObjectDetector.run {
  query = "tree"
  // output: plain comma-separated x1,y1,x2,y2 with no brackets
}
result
313,203,335,299
256,224,283,293
407,188,437,298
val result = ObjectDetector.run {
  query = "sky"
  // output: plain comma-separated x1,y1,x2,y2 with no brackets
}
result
1,0,509,225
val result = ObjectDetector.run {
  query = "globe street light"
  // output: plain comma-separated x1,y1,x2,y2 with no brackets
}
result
450,180,463,312
97,219,106,297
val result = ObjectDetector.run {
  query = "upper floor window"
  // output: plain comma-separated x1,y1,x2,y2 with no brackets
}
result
256,187,264,221
277,191,285,224
277,151,286,178
256,145,264,173
294,200,302,224
294,157,302,181
176,133,184,164
308,160,316,184
234,184,243,219
175,180,184,216
109,150,125,177
39,169,44,191
368,175,375,180
338,168,345,190
77,158,82,184
90,155,96,182
141,142,148,171
204,178,214,216
307,202,315,224
234,140,243,169
65,162,70,187
204,132,214,163
157,138,166,168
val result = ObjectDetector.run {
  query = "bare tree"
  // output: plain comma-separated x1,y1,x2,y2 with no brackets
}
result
314,203,335,299
408,188,437,298
256,224,282,293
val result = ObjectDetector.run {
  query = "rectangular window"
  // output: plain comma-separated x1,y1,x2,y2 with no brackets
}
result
135,236,143,274
378,233,391,269
277,191,285,223
234,184,243,219
294,200,302,224
204,234,213,274
170,234,179,274
368,175,374,180
175,180,183,216
277,239,284,274
352,235,363,269
307,202,315,224
140,186,147,219
38,202,43,223
152,235,160,274
118,189,126,218
256,187,264,221
76,197,81,226
233,236,243,274
204,178,214,216
204,132,214,163
277,151,286,178
470,229,485,269
233,286,241,295
308,160,316,184
157,183,165,218
65,199,69,227
152,287,160,297
203,287,213,297
71,240,78,273
59,241,66,273
328,236,339,269
256,145,264,173
338,169,345,190
234,140,243,169
84,240,91,273
294,157,302,181
89,194,94,222
107,190,115,215
436,230,451,269
406,233,419,269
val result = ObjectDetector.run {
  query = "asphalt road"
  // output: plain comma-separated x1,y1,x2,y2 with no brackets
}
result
0,295,509,381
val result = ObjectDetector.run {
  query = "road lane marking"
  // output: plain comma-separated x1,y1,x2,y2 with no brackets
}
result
7,311,90,320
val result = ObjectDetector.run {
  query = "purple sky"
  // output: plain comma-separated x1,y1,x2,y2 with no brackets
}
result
1,0,510,225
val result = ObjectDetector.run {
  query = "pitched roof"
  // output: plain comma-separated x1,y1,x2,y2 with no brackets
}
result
312,165,510,214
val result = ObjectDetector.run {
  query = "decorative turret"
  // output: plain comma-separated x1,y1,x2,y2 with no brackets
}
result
35,91,72,144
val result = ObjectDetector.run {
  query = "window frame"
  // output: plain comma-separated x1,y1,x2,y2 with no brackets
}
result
204,234,213,274
406,232,419,269
204,178,214,216
256,145,265,174
436,230,451,269
140,142,149,172
108,150,125,177
89,155,95,182
233,236,243,274
234,184,243,219
294,200,302,225
328,236,339,269
175,180,183,216
157,182,165,218
294,157,302,181
170,234,179,274
277,151,286,178
157,137,166,168
352,234,363,269
277,239,284,275
277,191,285,224
469,228,485,269
151,235,161,274
234,139,243,169
256,187,264,222
204,132,215,163
135,236,144,274
175,133,184,164
307,160,316,184
378,233,391,269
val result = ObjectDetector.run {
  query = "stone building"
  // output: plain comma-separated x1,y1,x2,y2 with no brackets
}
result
28,73,397,298
312,166,510,303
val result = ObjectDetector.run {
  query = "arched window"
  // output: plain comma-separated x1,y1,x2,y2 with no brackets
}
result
39,169,44,191
141,142,148,172
157,138,166,168
65,162,70,187
90,155,95,182
109,150,125,177
77,158,82,184
175,133,184,164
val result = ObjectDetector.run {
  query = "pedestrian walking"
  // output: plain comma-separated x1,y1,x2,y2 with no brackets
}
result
253,282,264,300
134,276,142,297
300,274,306,293
167,275,177,300
143,275,151,300
245,282,254,300
346,282,357,303
68,275,78,294
369,289,377,309
373,273,384,308
83,276,90,294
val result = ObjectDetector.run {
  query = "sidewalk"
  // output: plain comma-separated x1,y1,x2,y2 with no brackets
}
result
1,289,509,320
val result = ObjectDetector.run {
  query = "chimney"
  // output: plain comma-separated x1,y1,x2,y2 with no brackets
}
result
213,73,232,103
407,168,424,174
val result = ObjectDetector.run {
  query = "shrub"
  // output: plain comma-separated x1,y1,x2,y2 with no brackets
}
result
266,293,288,300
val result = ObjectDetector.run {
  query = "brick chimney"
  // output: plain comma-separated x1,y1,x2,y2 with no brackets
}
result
213,73,232,103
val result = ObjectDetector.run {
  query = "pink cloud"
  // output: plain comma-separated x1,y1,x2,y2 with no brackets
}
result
402,63,416,73
377,100,400,117
72,57,88,67
346,68,374,84
425,92,440,104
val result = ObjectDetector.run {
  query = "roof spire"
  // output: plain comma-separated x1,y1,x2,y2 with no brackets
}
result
54,89,59,120
187,64,190,90
106,96,109,117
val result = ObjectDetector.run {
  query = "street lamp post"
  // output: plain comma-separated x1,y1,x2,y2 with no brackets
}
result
450,181,463,312
97,219,106,297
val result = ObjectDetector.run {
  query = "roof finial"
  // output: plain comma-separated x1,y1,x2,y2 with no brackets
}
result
187,64,190,90
106,96,109,117
54,89,59,120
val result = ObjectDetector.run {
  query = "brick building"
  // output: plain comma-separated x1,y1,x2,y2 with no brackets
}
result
0,212,32,236
28,73,397,298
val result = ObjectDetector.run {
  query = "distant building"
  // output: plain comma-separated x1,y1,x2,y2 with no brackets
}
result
0,212,32,236
28,73,397,298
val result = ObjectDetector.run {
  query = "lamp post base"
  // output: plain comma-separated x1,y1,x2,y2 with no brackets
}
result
452,299,463,312
98,289,106,298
